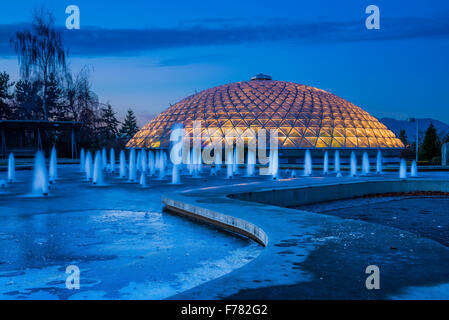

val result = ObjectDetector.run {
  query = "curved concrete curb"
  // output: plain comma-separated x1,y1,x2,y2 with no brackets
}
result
162,195,268,246
163,178,449,247
232,179,449,208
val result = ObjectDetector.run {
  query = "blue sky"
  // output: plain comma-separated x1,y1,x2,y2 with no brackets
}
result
1,0,449,126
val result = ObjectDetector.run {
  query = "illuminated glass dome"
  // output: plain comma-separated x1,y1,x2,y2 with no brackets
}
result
127,76,404,150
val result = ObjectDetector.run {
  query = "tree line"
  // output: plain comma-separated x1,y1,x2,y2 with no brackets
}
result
0,9,140,155
399,123,449,164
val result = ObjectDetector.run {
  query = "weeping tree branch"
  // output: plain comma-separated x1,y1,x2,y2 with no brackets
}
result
10,8,67,120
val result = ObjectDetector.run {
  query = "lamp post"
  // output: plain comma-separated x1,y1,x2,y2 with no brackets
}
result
408,118,418,162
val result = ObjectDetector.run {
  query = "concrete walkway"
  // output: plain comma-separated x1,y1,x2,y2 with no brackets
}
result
165,172,449,299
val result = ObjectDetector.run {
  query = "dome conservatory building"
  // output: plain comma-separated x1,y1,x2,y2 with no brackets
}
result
127,75,404,163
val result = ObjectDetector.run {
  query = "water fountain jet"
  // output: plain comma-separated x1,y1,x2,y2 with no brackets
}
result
172,164,181,184
399,159,407,179
141,149,147,173
129,149,137,182
334,150,341,176
102,148,108,169
304,149,312,177
136,150,142,172
139,171,147,187
233,147,239,175
8,153,15,182
214,149,222,173
362,151,370,175
271,149,279,180
191,148,200,177
226,148,233,179
148,151,155,176
110,148,116,173
85,151,93,180
187,149,193,176
32,151,49,196
323,151,329,175
376,150,382,174
119,150,126,178
246,148,256,177
80,148,85,172
158,151,166,180
49,146,58,184
155,151,161,174
350,151,357,177
411,160,418,177
93,151,104,185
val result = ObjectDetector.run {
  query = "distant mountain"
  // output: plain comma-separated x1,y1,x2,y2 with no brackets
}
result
380,117,449,143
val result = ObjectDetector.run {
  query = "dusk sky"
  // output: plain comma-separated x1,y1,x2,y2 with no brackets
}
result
1,0,449,126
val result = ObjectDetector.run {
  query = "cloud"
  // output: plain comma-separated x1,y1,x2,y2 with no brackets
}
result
0,15,448,58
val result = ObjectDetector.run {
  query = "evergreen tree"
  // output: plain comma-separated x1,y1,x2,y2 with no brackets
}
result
100,104,120,144
0,72,14,119
14,79,43,119
399,129,408,146
120,108,139,139
419,123,441,161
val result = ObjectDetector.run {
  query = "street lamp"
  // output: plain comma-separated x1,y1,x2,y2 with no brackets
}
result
407,118,418,162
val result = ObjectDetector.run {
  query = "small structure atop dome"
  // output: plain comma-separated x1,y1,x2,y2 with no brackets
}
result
251,73,272,81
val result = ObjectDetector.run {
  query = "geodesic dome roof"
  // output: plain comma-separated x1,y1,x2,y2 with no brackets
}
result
126,78,404,149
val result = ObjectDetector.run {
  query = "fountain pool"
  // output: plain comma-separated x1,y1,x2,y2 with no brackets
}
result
0,165,262,300
298,195,449,248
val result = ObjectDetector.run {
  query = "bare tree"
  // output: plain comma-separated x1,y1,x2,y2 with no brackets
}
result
64,66,99,122
10,8,67,120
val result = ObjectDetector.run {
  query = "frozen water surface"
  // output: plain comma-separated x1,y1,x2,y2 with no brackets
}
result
0,165,261,300
300,196,449,247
